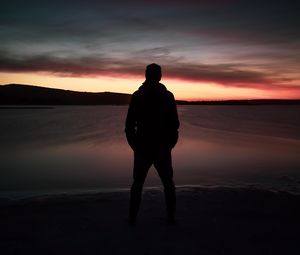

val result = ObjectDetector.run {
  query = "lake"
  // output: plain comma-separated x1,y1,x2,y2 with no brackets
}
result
1,105,300,197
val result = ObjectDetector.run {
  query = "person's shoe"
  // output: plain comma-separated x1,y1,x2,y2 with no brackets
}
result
128,216,136,226
166,216,176,225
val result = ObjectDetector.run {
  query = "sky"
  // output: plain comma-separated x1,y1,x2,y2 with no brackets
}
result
0,0,300,100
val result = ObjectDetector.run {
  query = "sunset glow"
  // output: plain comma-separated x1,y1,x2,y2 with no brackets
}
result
1,72,299,100
1,0,299,100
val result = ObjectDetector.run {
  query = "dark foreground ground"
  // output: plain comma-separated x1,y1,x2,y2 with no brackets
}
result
0,186,299,255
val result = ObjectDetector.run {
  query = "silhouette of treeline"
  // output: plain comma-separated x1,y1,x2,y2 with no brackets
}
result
1,84,300,105
177,99,300,105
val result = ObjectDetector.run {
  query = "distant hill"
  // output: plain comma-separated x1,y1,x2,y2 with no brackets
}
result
0,84,131,105
1,84,300,105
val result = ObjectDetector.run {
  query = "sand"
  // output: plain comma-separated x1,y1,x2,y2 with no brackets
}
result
0,186,299,255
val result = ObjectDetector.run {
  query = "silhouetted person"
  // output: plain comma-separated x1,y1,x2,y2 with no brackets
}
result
125,63,180,225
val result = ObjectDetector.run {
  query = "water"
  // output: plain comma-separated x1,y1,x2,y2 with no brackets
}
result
0,105,300,198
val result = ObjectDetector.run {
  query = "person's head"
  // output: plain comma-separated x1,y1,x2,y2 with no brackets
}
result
145,63,162,82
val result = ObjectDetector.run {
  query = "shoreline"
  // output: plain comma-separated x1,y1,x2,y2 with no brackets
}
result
1,184,300,205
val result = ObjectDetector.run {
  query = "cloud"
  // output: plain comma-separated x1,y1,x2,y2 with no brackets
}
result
0,0,299,93
1,52,299,92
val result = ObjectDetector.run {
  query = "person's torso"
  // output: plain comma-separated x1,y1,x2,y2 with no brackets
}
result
134,83,174,145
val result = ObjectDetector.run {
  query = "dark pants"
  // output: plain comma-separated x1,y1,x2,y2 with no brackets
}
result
129,147,176,219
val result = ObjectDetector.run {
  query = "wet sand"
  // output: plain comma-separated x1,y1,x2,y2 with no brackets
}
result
0,186,299,255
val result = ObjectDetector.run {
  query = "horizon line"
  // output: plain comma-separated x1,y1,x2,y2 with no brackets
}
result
2,83,300,102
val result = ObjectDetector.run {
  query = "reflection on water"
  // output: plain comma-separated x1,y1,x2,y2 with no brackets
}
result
0,105,300,195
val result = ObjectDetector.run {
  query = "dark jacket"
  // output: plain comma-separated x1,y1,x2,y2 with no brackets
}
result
125,82,180,150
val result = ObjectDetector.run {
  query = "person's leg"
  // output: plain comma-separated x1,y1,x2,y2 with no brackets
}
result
129,150,152,222
154,148,176,221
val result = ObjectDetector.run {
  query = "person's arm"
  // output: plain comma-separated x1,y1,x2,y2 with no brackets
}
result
125,93,138,150
169,93,180,148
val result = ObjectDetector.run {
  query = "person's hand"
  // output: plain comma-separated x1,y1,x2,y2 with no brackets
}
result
169,131,178,148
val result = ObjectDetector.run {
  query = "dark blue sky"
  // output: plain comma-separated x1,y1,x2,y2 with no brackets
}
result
0,0,300,96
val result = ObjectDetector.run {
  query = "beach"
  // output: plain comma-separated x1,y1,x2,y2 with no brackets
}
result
1,105,300,254
1,186,299,255
2,0,300,253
